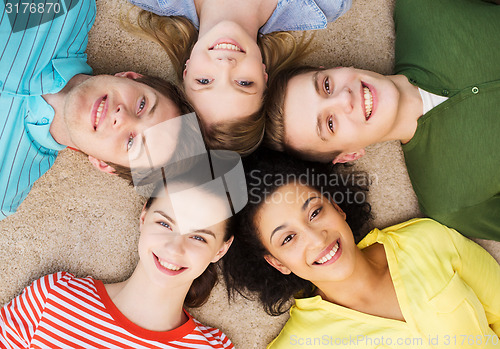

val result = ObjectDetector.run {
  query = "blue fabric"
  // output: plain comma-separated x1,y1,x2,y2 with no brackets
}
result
128,0,351,34
0,0,95,220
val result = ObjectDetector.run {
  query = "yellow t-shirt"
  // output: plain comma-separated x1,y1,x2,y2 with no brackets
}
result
268,219,500,349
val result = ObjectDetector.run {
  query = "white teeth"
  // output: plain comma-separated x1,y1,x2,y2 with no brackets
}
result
94,98,106,128
213,43,241,52
158,259,182,271
316,242,339,264
363,86,373,120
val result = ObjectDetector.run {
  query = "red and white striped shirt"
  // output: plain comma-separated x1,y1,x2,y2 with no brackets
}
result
0,272,234,348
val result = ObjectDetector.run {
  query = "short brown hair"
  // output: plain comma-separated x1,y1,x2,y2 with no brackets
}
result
263,65,339,163
264,65,322,151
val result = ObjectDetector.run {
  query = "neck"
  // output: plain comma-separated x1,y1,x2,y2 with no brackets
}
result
45,73,90,148
315,244,388,308
385,74,423,144
105,264,190,332
196,0,277,38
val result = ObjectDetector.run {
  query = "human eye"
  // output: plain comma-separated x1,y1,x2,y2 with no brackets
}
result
323,76,331,95
127,133,134,151
158,221,172,231
327,116,334,133
281,233,296,246
196,78,213,85
310,207,323,221
137,97,146,114
236,80,254,87
191,235,207,243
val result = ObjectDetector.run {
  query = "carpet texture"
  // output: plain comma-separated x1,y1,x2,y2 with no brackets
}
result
1,0,499,348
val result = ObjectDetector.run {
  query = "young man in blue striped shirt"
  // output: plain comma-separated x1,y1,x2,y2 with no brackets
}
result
0,0,192,220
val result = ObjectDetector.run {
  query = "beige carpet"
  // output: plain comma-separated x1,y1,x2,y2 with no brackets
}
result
1,0,499,348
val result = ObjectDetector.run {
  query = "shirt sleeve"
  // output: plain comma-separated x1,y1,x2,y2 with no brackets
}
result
445,226,500,335
0,272,68,348
434,195,500,241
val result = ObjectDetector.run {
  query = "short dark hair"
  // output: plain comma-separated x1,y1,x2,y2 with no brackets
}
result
222,148,371,315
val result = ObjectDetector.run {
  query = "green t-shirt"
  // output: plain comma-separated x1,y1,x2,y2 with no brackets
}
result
395,0,500,240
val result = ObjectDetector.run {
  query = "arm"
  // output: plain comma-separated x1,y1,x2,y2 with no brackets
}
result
0,273,61,348
435,195,500,241
445,226,500,335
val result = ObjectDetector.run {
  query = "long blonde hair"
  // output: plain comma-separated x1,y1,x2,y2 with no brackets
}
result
128,10,314,155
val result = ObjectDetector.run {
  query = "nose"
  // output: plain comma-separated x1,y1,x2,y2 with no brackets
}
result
325,87,353,115
214,56,237,66
111,104,136,129
163,233,186,256
306,227,328,251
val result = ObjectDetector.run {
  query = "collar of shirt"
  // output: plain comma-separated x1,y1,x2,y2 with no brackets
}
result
24,57,92,151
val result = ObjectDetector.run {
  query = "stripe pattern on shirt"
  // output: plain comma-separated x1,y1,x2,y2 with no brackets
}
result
0,0,94,219
0,272,234,348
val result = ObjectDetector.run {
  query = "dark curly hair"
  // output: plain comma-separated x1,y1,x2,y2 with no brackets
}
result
222,148,372,315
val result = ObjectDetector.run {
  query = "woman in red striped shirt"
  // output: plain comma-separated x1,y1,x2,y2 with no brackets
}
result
0,178,234,348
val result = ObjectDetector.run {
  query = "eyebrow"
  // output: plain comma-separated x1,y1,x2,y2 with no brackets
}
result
154,210,177,226
194,229,216,239
190,84,258,95
312,72,327,142
269,196,319,244
131,134,146,161
316,113,327,142
132,94,159,164
235,87,257,95
149,93,159,116
313,71,321,96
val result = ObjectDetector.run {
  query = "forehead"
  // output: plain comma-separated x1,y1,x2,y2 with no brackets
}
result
152,183,231,235
257,184,322,219
283,72,319,151
187,87,262,125
128,115,183,171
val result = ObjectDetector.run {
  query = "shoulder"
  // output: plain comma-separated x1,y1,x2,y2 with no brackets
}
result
268,296,332,348
9,272,80,309
191,317,234,348
377,218,469,259
260,0,351,34
128,0,199,27
33,272,95,295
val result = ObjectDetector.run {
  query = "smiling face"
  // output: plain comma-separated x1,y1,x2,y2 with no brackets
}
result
137,185,232,289
283,67,401,163
62,73,182,169
255,183,359,285
183,21,267,125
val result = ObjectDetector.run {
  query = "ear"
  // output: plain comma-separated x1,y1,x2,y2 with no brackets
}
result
114,71,143,80
263,64,268,82
264,254,291,275
139,203,148,226
183,59,190,80
332,149,366,164
211,236,234,263
88,155,117,175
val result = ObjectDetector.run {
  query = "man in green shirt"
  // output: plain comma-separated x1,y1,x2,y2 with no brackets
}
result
263,0,500,240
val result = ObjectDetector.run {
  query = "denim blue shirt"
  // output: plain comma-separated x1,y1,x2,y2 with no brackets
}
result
128,0,351,34
0,0,95,220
